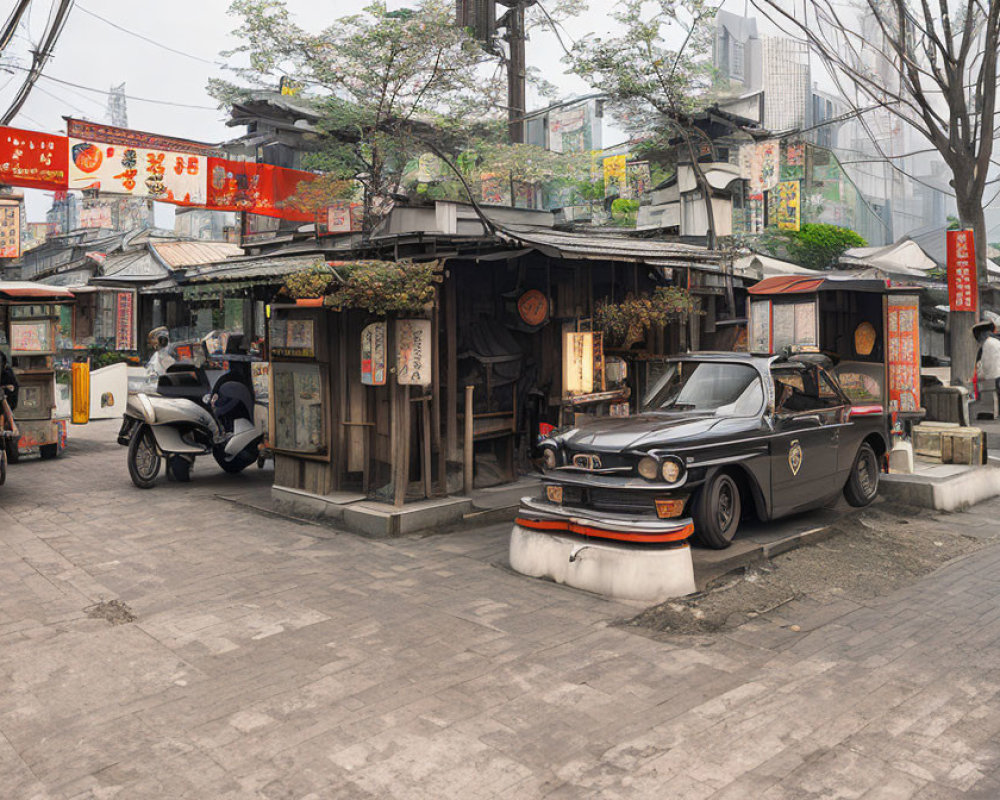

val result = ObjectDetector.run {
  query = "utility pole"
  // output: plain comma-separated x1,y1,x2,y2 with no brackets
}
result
458,0,534,144
499,1,530,143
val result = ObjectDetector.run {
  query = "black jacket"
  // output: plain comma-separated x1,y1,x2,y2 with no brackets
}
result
1,364,17,410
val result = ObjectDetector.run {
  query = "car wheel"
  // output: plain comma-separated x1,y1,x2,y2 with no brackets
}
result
694,471,742,549
127,424,161,489
844,442,879,507
0,448,6,486
5,438,19,464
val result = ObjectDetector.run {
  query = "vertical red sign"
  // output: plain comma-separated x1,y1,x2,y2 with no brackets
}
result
115,291,134,350
947,229,978,312
887,295,921,413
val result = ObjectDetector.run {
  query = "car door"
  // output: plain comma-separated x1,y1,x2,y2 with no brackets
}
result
770,366,844,517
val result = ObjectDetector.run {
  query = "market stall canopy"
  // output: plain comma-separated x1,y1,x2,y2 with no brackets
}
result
749,273,919,295
734,253,819,280
0,281,74,300
839,239,937,278
495,225,726,270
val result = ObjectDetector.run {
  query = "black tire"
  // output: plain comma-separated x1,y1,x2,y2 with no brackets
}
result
5,438,19,464
39,443,58,460
844,442,880,508
127,424,161,489
167,455,192,482
693,471,742,549
0,448,6,486
213,444,257,474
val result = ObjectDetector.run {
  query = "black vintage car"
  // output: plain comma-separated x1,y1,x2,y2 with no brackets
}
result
518,352,890,549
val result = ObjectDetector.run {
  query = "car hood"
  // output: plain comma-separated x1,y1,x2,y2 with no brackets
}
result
556,412,762,451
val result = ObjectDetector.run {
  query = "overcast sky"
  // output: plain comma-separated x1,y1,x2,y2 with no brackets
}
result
0,0,612,225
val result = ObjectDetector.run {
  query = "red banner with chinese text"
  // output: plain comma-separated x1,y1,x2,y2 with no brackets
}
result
206,158,318,223
887,295,921,413
947,229,978,312
0,126,68,190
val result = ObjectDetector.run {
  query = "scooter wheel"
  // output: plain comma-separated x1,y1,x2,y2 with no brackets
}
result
0,448,6,486
127,425,161,489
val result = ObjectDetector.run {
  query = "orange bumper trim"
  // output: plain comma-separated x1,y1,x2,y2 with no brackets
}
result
515,517,695,544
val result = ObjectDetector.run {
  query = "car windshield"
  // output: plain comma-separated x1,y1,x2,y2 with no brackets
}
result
643,361,764,416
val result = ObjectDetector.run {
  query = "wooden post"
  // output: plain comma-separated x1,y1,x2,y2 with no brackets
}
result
393,382,411,507
421,396,432,499
446,274,458,463
463,384,474,496
431,297,444,495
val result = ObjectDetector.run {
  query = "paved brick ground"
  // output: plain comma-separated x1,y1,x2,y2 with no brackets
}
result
2,421,1000,799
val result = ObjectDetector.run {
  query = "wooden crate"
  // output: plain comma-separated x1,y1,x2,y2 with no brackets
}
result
941,428,986,465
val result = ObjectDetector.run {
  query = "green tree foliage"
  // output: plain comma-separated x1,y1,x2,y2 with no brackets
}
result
765,224,867,271
210,1,505,229
566,0,721,242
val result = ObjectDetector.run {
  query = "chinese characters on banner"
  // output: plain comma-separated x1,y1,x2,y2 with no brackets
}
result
66,118,215,205
0,200,20,258
0,126,68,190
360,322,387,386
887,295,921,412
396,319,431,386
115,291,134,350
775,180,801,231
68,138,207,204
947,229,978,312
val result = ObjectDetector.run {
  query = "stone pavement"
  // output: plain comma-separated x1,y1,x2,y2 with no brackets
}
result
2,421,1000,798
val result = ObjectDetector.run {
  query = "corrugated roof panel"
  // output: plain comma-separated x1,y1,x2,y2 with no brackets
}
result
151,241,244,268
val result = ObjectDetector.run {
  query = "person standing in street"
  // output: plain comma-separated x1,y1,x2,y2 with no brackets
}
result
974,321,1000,393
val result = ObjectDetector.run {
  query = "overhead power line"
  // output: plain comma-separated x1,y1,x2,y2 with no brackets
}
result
3,0,76,124
75,4,222,67
2,64,220,110
0,0,32,56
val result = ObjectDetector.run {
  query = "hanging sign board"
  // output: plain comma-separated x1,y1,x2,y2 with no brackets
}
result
115,291,135,350
0,126,68,190
361,321,387,386
0,199,20,258
563,331,595,396
947,229,977,312
517,289,549,327
887,294,921,412
396,319,431,386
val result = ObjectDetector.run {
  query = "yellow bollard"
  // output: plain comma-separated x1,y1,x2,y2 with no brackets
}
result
71,362,90,424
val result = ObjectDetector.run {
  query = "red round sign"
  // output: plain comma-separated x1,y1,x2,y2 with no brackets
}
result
517,289,549,327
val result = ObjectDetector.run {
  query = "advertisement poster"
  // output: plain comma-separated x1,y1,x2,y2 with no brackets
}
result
115,291,134,350
626,161,652,199
775,180,801,231
68,137,207,204
548,106,587,153
270,317,316,358
361,322,387,386
0,126,68,190
887,295,921,412
480,172,510,206
0,200,20,258
603,155,628,197
759,141,779,191
947,229,977,312
396,319,431,386
562,331,595,396
80,204,114,229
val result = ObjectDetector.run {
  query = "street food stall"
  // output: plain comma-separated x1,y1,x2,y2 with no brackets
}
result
0,282,76,462
747,275,922,421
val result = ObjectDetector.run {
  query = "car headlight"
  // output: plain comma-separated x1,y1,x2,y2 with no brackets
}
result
638,456,659,480
661,458,684,484
542,448,558,469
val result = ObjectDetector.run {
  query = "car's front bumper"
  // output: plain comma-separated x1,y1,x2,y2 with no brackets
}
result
516,496,694,544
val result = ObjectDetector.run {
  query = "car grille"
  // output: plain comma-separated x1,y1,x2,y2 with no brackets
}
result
587,488,657,514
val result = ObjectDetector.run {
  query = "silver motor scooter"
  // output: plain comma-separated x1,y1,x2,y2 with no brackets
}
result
119,335,266,488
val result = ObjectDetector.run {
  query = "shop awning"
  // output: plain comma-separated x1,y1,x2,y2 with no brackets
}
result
495,225,727,270
0,281,75,300
749,273,920,295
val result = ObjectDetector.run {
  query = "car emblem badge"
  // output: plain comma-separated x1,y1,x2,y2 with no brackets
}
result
789,439,803,476
572,453,602,470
